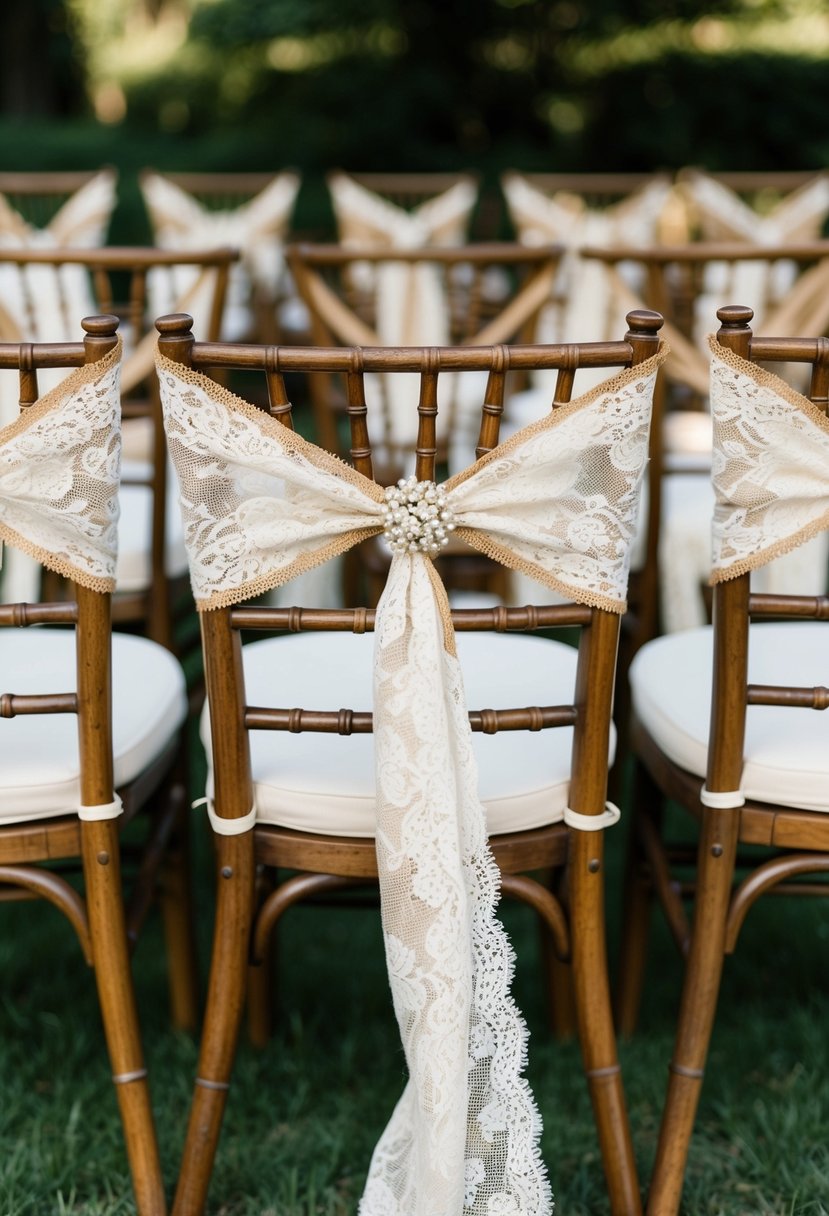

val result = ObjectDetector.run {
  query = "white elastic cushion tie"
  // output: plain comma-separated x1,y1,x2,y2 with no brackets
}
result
193,796,257,836
78,796,123,822
700,786,745,809
563,801,621,831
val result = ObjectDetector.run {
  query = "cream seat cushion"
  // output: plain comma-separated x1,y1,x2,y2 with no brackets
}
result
0,630,187,825
631,622,829,811
201,630,613,838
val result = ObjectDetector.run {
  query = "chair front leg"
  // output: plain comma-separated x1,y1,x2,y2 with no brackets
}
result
570,830,642,1216
646,807,739,1216
172,831,256,1216
82,819,166,1216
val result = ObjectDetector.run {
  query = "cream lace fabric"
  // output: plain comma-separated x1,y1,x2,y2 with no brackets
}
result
158,344,665,1215
708,337,829,580
0,340,121,592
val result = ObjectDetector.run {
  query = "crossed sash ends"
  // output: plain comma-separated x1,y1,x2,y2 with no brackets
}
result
156,345,666,1216
0,339,121,593
708,336,829,583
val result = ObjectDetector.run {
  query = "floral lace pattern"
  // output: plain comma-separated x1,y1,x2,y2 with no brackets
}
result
0,340,121,591
709,337,829,580
157,345,665,1214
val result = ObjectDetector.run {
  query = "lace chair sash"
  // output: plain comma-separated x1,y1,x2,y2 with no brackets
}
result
157,345,665,1215
0,340,121,592
708,336,829,581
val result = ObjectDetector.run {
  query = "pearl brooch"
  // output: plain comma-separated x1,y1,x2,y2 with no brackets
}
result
382,475,455,556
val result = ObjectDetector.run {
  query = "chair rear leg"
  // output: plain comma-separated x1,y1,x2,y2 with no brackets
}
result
82,820,166,1216
173,832,255,1216
570,831,642,1216
646,808,738,1216
246,865,276,1048
159,808,200,1034
616,761,662,1037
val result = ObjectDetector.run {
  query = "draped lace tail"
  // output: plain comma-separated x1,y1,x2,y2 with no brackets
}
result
363,554,551,1216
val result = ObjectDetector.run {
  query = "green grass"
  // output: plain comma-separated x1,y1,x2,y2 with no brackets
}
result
2,792,829,1214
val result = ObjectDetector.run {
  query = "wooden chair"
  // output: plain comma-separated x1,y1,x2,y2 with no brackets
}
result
140,169,303,344
0,244,235,650
0,315,195,1214
617,304,829,1215
0,168,117,232
155,307,666,1215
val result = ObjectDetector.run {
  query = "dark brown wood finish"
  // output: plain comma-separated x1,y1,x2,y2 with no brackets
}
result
617,304,829,1216
0,316,198,1215
158,308,664,1216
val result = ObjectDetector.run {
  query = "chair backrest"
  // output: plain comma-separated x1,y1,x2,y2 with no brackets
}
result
337,170,480,213
0,314,122,813
676,168,829,243
139,170,301,342
155,306,665,824
286,240,562,472
706,303,829,803
0,168,117,237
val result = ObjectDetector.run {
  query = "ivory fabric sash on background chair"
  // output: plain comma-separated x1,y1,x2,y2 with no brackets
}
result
0,316,193,1214
617,305,829,1215
140,169,301,342
156,310,666,1216
326,172,482,467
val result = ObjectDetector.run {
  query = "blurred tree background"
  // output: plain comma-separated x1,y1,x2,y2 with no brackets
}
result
2,0,829,235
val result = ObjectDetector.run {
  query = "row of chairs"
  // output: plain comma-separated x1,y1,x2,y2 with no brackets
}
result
3,297,827,1213
3,164,829,649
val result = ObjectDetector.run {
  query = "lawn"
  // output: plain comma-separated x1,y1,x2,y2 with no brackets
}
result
2,772,829,1215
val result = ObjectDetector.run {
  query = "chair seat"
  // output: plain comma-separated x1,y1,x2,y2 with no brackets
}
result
0,630,187,824
201,631,609,838
631,622,829,811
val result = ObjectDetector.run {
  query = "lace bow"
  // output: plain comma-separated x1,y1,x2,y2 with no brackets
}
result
157,345,665,1215
0,340,121,591
708,336,829,581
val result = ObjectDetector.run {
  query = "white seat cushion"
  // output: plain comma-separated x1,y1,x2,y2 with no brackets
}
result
201,631,615,838
631,622,829,811
0,630,187,825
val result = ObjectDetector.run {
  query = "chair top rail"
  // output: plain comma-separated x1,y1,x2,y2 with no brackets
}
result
514,170,666,193
0,246,240,269
177,328,660,375
0,169,108,194
582,240,829,264
341,170,480,191
287,241,561,266
141,168,295,194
